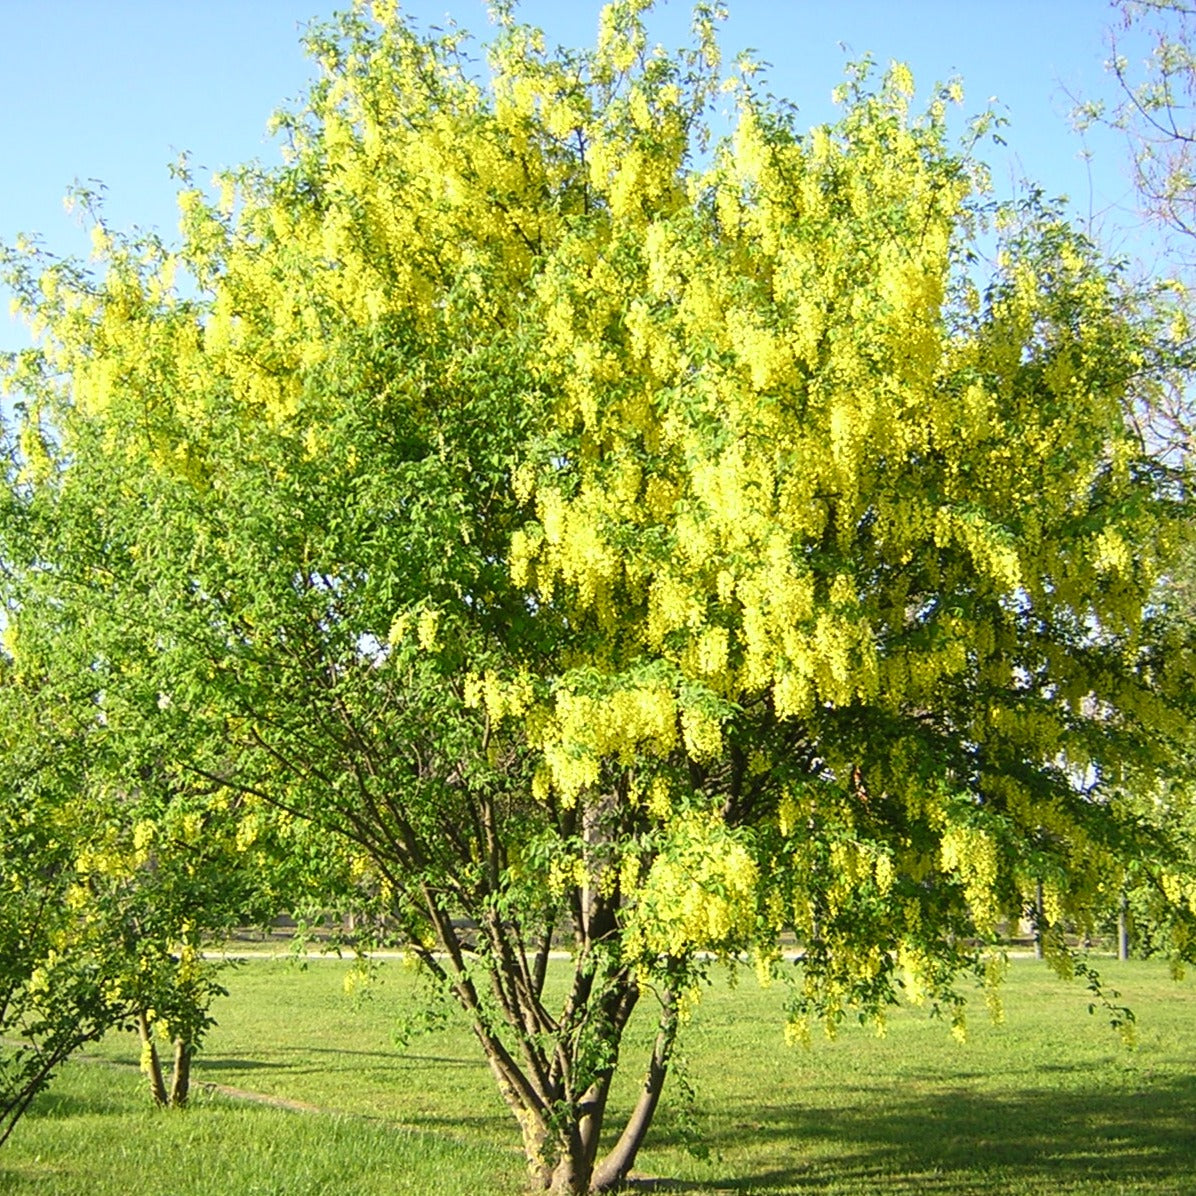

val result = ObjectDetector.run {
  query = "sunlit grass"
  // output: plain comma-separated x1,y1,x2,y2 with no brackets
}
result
642,957,1196,1194
2,955,1194,1194
0,1059,521,1195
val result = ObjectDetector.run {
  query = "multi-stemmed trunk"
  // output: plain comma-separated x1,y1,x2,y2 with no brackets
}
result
406,870,681,1196
493,985,680,1195
136,1011,192,1108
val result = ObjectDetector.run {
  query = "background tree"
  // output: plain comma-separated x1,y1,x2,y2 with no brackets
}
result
1071,0,1196,956
3,3,1195,1192
1075,0,1196,465
1107,1,1196,260
0,662,140,1146
0,415,326,1116
0,629,243,1122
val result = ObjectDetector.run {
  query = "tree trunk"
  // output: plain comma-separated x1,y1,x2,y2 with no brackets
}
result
590,993,679,1193
1034,880,1045,960
519,1111,554,1191
487,1005,656,1195
169,1038,192,1107
473,958,671,1193
548,1127,594,1196
480,1047,555,1190
137,1014,193,1108
137,1011,168,1107
1118,890,1130,961
575,1073,614,1177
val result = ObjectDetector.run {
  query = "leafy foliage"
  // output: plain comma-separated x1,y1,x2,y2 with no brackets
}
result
2,2,1194,1191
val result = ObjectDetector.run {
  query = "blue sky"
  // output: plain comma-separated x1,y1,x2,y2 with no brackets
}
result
0,1,1154,352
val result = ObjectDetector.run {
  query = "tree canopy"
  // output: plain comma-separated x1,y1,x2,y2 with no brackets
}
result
3,3,1195,1192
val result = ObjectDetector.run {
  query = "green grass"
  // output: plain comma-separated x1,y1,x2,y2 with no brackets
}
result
0,1064,516,1195
644,958,1196,1194
2,955,1195,1194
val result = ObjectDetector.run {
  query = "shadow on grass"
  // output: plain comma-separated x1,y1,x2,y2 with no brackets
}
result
202,1045,482,1068
281,1045,483,1067
632,1069,1196,1193
194,1057,293,1072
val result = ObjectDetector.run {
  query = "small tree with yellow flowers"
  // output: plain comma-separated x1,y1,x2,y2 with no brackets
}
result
0,626,283,1125
0,670,141,1147
4,2,1195,1191
0,457,334,1125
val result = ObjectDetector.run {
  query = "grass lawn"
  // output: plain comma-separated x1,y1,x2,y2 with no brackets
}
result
1,955,1194,1194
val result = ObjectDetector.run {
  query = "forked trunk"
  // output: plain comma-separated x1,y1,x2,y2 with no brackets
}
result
590,994,679,1192
169,1038,192,1107
495,992,679,1195
137,1014,192,1108
137,1011,168,1107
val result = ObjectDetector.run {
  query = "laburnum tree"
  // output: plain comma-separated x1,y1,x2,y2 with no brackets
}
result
0,600,279,1125
4,2,1196,1191
0,429,337,1125
0,660,138,1147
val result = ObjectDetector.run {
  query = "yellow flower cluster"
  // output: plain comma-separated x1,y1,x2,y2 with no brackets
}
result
940,825,1001,934
541,683,678,802
624,814,759,960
